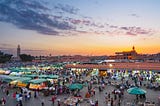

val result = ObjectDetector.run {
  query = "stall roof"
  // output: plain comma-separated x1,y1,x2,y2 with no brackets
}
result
29,79,48,84
48,75,59,79
15,77,32,83
0,75,21,83
22,74,38,78
39,75,59,79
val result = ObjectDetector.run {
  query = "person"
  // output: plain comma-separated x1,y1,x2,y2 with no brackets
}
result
102,83,105,89
34,91,37,98
99,86,102,92
75,101,79,106
16,93,20,102
118,99,121,106
90,100,95,106
51,95,56,105
41,101,44,106
13,92,16,99
118,93,121,99
142,94,146,99
19,100,23,106
108,93,110,99
1,97,6,106
57,99,60,106
37,88,40,94
19,94,23,106
25,93,28,101
95,100,98,106
29,91,31,98
6,89,9,96
114,94,117,100
136,95,138,100
27,91,30,99
85,92,90,98
93,89,95,95
111,98,113,106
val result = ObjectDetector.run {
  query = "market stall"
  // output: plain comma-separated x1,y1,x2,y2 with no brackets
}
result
10,77,31,87
0,75,20,83
29,79,49,90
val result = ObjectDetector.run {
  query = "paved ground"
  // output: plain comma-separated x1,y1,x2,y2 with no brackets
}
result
0,78,160,106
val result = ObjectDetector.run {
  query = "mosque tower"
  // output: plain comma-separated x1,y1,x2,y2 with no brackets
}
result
17,44,21,59
132,46,135,51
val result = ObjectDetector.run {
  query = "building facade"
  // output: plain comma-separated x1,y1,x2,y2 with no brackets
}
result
109,46,138,60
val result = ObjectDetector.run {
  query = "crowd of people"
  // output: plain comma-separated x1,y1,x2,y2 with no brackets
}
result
0,63,160,106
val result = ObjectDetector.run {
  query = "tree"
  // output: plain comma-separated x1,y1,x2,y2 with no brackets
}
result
0,51,12,63
20,54,34,62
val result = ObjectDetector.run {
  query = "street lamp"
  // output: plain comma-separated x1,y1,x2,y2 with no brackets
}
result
109,64,113,68
108,64,113,73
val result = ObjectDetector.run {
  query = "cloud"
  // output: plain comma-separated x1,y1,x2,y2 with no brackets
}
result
68,17,155,36
120,26,153,36
126,32,137,36
0,0,75,36
54,4,79,15
76,30,88,34
70,19,82,25
0,0,156,37
120,27,128,30
23,1,49,11
109,25,118,28
0,0,109,36
0,43,14,48
129,13,139,18
68,18,92,26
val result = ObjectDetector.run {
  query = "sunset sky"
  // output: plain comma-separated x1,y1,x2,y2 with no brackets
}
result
0,0,160,56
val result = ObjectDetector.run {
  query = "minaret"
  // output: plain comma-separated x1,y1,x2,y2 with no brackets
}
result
132,46,135,51
17,45,21,59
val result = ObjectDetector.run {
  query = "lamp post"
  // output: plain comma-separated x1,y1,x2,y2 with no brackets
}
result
109,63,113,68
108,63,113,73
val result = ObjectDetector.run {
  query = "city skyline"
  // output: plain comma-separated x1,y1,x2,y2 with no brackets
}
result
0,0,160,56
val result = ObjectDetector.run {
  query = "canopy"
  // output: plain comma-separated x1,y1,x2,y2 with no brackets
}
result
127,87,146,95
9,68,20,72
10,77,31,87
29,79,48,90
48,75,59,79
91,70,99,76
39,75,49,78
68,83,83,90
22,74,38,78
0,75,20,83
38,75,59,79
29,79,48,84
10,72,22,76
14,77,31,83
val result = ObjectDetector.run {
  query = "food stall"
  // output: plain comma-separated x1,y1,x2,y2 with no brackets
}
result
29,79,49,90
